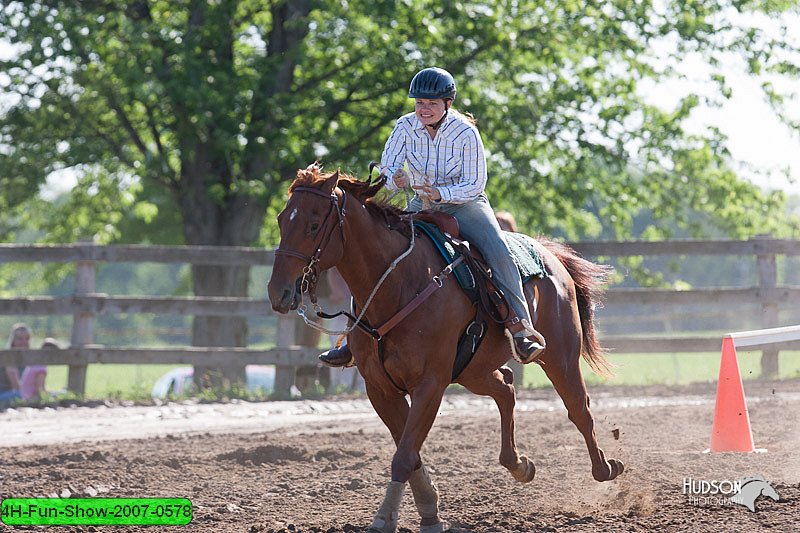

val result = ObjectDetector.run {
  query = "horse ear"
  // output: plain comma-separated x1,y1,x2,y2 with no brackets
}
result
324,169,340,194
296,161,324,182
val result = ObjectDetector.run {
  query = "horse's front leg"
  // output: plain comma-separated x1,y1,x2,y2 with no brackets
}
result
408,464,450,533
364,380,409,533
368,378,448,533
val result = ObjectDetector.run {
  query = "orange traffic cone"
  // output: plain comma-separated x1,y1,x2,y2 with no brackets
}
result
708,337,755,453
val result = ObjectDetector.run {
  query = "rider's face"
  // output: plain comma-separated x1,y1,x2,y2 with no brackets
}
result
415,98,447,126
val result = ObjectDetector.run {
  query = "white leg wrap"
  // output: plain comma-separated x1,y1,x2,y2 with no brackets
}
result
369,481,405,533
408,466,450,533
408,466,439,519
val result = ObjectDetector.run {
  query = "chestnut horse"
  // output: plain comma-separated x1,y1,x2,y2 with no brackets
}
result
267,164,624,533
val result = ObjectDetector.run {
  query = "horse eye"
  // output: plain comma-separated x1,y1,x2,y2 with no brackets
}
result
309,222,320,233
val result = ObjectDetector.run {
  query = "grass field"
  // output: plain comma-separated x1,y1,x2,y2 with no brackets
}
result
36,350,800,399
524,350,800,388
43,364,185,399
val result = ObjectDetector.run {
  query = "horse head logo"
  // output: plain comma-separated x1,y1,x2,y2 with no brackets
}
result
729,476,780,512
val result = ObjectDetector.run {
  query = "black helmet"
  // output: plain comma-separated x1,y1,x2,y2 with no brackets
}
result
408,67,456,100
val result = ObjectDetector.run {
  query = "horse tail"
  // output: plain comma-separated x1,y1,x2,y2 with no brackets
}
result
539,237,614,377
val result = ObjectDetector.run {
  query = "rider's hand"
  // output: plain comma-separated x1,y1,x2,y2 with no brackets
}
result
412,183,442,202
392,168,409,188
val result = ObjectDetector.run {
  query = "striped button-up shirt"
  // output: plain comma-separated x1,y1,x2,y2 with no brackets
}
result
380,110,487,204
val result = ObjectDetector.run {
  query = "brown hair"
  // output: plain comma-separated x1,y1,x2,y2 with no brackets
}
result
449,108,477,126
7,323,31,348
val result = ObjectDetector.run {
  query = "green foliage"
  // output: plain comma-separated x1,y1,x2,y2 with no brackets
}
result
1,0,798,248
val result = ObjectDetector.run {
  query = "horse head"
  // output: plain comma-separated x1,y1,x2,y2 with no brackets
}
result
267,163,344,314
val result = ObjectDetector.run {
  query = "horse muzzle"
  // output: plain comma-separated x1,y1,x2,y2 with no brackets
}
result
267,277,303,314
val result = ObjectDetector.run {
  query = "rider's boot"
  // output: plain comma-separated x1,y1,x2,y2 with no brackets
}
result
508,318,546,363
318,343,354,368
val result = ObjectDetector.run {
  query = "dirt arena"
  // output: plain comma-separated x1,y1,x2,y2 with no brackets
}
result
1,378,799,532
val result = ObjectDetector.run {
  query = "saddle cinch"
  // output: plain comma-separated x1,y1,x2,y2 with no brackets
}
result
410,210,549,380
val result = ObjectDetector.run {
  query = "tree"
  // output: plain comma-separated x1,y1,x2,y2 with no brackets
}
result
2,1,798,384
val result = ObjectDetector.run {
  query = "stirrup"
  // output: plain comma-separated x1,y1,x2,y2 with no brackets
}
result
318,343,354,368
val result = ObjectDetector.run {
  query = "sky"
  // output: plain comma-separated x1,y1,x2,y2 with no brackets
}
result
698,72,800,194
645,8,800,196
640,45,800,196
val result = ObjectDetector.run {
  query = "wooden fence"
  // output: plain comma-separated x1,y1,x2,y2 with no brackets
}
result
0,243,319,396
0,235,798,396
572,235,800,378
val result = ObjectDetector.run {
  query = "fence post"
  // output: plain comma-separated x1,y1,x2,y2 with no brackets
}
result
273,314,297,397
294,320,322,393
755,234,779,378
68,242,96,395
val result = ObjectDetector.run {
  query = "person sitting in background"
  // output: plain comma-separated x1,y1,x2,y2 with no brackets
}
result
0,323,30,403
495,210,518,233
20,337,58,401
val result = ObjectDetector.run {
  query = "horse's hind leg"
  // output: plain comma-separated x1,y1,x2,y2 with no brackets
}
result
460,367,536,483
541,353,624,482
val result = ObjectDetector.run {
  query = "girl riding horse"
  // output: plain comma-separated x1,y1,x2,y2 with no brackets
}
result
268,163,624,532
319,67,545,369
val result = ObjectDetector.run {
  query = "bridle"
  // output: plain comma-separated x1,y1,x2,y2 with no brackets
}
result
274,186,347,300
273,177,421,340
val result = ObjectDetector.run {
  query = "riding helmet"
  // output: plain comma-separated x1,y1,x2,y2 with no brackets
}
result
408,67,456,100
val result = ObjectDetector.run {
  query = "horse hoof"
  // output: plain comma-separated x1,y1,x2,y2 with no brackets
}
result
593,459,625,482
419,520,451,533
511,456,536,483
367,524,397,533
369,515,398,533
499,366,514,385
609,459,625,479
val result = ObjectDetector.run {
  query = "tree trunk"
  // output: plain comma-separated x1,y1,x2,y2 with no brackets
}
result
190,263,251,389
173,0,312,391
175,147,266,390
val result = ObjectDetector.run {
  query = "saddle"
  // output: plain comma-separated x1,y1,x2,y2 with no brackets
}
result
414,211,461,239
412,211,547,291
410,211,548,379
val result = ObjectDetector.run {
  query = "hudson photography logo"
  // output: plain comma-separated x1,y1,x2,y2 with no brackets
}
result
683,475,780,512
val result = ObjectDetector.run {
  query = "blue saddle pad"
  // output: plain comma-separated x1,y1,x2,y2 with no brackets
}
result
414,221,476,292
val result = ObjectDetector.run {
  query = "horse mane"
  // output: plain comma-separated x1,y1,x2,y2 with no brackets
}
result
290,163,411,236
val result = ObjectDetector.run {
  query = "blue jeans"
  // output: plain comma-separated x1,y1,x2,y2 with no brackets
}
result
409,194,532,327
